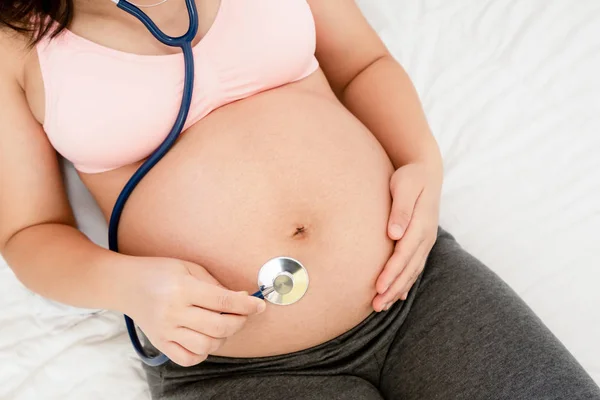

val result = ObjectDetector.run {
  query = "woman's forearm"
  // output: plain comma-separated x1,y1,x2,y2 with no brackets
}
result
341,55,443,179
3,223,136,311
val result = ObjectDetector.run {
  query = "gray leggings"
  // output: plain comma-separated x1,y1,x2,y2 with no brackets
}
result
144,228,600,399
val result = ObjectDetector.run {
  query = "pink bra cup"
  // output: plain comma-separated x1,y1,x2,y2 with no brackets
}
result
37,0,319,173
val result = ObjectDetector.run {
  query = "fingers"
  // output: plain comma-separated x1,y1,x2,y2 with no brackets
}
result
161,341,208,368
181,306,247,338
373,163,441,313
388,166,424,240
171,327,225,357
183,261,224,287
185,279,266,316
373,243,427,312
395,250,428,300
376,227,423,294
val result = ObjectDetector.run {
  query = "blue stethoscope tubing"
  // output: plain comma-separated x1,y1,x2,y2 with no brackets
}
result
108,0,199,367
108,0,265,367
110,0,265,368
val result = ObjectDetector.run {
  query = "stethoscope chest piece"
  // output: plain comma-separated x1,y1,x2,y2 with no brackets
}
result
257,257,309,305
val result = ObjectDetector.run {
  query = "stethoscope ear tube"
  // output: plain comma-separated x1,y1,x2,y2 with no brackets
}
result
115,0,199,46
107,0,198,367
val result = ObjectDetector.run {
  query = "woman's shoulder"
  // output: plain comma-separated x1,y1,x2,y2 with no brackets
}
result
0,28,34,88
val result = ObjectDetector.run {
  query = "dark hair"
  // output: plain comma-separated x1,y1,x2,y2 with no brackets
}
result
0,0,74,45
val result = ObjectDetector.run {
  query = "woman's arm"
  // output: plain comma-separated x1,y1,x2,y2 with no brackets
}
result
0,32,264,366
0,33,136,311
308,0,443,310
308,0,442,175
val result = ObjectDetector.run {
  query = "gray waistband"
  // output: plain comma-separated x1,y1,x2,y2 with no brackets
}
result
153,272,423,381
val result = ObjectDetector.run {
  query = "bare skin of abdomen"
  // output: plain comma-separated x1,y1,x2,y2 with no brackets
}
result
82,72,396,357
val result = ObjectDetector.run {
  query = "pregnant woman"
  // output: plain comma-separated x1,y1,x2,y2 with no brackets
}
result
1,1,599,399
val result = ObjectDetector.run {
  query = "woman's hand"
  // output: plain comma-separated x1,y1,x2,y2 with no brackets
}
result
120,257,266,367
373,163,442,312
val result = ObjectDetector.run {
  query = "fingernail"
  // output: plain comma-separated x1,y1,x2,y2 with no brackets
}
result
390,224,404,239
381,303,390,312
401,292,408,300
257,301,266,313
238,291,249,296
385,302,393,311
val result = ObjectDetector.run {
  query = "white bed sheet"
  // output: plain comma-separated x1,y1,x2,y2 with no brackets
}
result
1,0,599,398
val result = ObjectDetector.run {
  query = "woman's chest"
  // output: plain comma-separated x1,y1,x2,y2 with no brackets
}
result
28,0,318,173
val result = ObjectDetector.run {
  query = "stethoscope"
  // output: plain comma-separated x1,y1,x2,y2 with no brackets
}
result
107,0,309,367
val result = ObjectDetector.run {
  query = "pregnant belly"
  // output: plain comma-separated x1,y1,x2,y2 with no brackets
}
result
100,84,395,357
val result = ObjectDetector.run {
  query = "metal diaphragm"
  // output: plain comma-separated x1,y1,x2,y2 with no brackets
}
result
257,256,309,305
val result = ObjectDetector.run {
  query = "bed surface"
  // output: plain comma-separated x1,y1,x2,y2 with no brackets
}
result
1,0,599,398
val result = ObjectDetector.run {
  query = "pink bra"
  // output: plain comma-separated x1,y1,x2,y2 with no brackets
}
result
37,0,319,173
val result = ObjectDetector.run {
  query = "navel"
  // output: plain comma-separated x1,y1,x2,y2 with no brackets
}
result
291,224,309,239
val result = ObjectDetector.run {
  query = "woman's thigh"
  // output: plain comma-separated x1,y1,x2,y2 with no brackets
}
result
158,374,383,400
379,229,600,400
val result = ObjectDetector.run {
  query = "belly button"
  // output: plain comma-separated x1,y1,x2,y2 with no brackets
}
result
291,225,309,239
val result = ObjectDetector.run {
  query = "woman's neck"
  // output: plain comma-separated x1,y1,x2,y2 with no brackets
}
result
72,0,190,39
74,0,187,30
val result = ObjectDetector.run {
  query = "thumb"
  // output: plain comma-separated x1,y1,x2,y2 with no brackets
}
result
388,207,412,240
388,171,421,240
184,261,225,287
